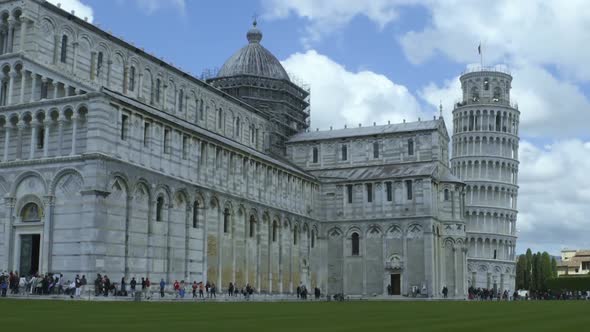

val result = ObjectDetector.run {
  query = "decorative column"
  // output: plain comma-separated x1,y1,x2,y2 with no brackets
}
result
15,121,24,160
52,81,59,99
7,71,16,105
29,72,36,102
29,120,38,159
43,120,50,158
19,16,28,52
70,115,78,155
137,73,143,99
3,197,16,270
6,18,15,53
3,123,10,161
106,60,112,88
41,195,55,273
19,69,26,104
57,117,64,156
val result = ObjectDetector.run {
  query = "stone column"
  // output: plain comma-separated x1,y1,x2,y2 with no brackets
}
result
52,81,59,99
19,69,26,104
7,71,16,105
19,17,28,52
138,73,143,99
0,30,5,54
106,60,112,88
57,118,64,156
3,123,10,161
3,197,15,270
29,120,38,159
6,19,15,53
41,196,55,273
53,35,59,64
29,72,36,102
43,120,50,158
70,115,78,155
15,121,24,160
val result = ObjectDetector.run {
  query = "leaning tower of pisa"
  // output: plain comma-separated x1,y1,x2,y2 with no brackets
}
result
450,67,519,292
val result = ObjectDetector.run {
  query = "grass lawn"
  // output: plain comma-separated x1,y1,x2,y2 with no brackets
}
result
0,300,588,331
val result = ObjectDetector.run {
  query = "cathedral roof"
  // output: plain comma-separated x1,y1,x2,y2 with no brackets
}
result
287,119,440,143
217,21,291,81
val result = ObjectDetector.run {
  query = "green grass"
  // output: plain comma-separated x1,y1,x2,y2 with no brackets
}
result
0,300,588,331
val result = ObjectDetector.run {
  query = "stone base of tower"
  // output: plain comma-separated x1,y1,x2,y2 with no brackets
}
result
466,258,516,293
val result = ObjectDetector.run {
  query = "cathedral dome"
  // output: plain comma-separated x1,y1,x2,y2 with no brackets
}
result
217,21,290,82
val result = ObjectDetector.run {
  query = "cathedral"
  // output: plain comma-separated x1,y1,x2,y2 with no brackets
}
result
0,0,518,298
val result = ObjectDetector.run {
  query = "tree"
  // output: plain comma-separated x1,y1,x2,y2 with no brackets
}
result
516,255,527,290
551,257,558,278
541,252,552,291
525,249,533,290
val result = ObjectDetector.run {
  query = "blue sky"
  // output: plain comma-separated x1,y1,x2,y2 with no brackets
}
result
56,0,590,255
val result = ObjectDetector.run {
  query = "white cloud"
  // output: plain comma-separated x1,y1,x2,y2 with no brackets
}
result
133,0,186,15
516,140,590,253
281,50,425,130
263,0,410,46
47,0,94,22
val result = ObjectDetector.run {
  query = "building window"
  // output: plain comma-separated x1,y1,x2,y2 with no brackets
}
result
366,183,373,203
311,230,315,248
493,87,501,101
351,232,360,256
163,128,170,154
250,126,256,144
483,78,489,91
373,141,379,158
129,66,136,92
312,147,319,163
0,81,7,105
192,201,199,228
40,81,48,99
405,180,413,200
347,184,353,204
37,127,45,149
493,249,497,259
223,208,230,233
182,135,188,159
471,86,479,102
444,189,450,201
156,196,164,222
341,144,348,161
235,117,240,137
294,227,298,245
408,139,414,156
386,182,393,202
96,52,104,78
496,113,501,131
199,99,204,121
60,35,68,63
217,108,223,129
272,221,278,242
143,122,150,147
249,216,256,238
178,89,184,112
155,79,161,103
120,114,128,140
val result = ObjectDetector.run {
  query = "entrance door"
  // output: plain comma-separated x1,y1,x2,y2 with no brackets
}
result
19,234,41,276
390,274,401,295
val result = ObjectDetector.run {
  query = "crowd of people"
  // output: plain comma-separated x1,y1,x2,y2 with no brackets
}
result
0,271,88,298
468,287,513,301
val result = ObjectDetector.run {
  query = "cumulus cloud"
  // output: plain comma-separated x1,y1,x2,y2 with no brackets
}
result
516,140,590,253
281,50,425,130
263,0,410,46
47,0,94,22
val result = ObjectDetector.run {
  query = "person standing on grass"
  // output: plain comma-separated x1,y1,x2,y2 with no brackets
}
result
145,278,152,299
160,278,166,298
179,281,186,299
130,277,137,297
75,275,81,298
229,282,234,297
206,281,210,298
211,283,217,298
0,274,7,297
174,280,180,298
199,282,204,298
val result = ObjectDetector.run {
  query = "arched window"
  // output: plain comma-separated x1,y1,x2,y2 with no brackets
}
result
373,141,379,158
156,196,164,222
223,208,230,233
192,201,199,228
129,66,136,92
249,216,256,238
408,139,414,156
272,221,278,242
217,108,223,129
199,99,204,121
21,202,42,222
178,89,184,112
96,52,104,78
60,35,68,63
251,125,256,144
351,232,360,256
294,226,298,245
495,113,502,131
341,145,348,161
235,117,240,137
312,147,319,163
493,87,501,101
444,189,450,201
483,78,489,90
311,230,315,248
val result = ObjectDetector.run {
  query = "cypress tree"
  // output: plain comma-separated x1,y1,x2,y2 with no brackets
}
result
525,249,533,290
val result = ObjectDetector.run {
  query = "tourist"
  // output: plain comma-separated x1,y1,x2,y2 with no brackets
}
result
179,280,186,299
120,277,127,297
145,277,151,299
442,286,448,298
74,275,81,298
174,280,180,298
130,277,137,297
229,282,234,296
211,283,217,298
192,281,198,298
199,282,204,298
296,285,301,299
206,281,210,298
0,274,7,297
160,278,166,298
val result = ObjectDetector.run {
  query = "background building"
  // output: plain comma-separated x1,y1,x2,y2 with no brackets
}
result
557,249,590,276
